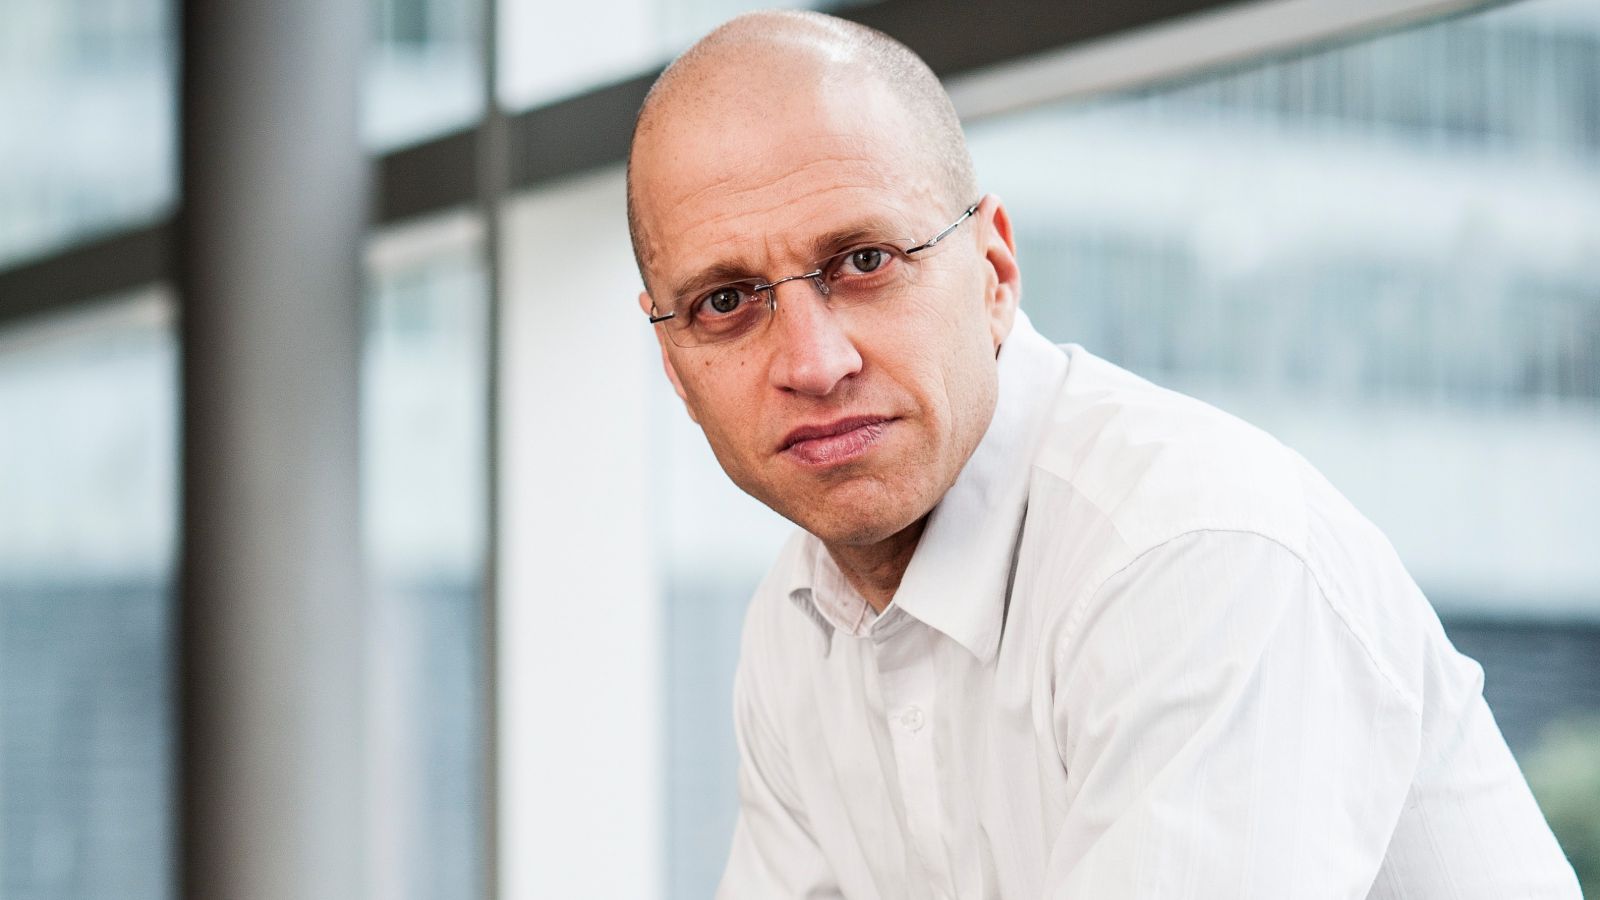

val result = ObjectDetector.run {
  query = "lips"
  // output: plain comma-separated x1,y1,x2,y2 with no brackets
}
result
779,416,892,466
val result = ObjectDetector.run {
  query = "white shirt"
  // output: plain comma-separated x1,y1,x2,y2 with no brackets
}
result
717,313,1580,899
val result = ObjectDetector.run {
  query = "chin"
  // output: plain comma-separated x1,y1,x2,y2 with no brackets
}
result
781,480,932,547
805,514,907,548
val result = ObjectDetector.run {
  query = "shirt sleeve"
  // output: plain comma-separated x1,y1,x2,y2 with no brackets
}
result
717,644,843,899
1043,529,1425,898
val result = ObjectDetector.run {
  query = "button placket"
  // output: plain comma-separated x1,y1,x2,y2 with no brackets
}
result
873,624,953,895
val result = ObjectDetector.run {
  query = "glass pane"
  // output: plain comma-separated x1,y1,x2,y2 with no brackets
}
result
499,170,673,900
0,292,178,899
366,0,480,149
659,380,791,900
362,212,488,898
0,0,175,266
966,0,1600,887
498,0,859,110
499,166,792,899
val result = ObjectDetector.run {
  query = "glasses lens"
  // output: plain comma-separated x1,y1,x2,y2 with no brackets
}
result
818,242,916,309
669,282,768,347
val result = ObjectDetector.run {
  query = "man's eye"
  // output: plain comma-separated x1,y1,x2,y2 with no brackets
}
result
700,287,746,316
832,246,892,280
847,247,885,274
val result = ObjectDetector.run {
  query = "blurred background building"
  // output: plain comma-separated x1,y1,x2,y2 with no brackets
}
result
0,0,1596,897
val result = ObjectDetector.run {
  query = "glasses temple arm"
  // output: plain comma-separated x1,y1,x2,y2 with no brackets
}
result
905,202,980,255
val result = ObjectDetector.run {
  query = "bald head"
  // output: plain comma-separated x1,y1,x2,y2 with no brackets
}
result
626,11,976,284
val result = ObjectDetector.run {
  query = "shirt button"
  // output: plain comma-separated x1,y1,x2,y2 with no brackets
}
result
900,706,925,732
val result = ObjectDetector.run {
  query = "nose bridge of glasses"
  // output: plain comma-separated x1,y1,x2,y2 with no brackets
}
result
757,268,828,306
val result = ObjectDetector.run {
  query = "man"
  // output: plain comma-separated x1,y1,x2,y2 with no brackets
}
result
627,10,1579,899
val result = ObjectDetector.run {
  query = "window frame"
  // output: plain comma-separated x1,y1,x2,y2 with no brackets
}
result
0,0,1502,324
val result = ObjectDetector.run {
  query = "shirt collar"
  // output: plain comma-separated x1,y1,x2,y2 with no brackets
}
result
784,311,1070,663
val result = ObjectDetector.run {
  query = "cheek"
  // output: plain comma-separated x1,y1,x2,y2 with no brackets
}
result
680,365,764,459
897,294,999,446
896,289,992,398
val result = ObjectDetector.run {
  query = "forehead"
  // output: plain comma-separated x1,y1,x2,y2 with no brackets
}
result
633,72,941,286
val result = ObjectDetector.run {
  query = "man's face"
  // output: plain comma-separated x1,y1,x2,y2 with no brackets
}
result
633,68,1018,547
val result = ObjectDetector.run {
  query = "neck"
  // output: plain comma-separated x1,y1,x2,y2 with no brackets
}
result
822,516,928,613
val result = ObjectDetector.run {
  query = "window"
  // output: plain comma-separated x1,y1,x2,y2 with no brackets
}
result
364,213,490,899
0,0,174,266
367,0,480,148
498,169,795,899
498,0,844,109
0,292,178,899
7,0,1595,896
499,170,677,898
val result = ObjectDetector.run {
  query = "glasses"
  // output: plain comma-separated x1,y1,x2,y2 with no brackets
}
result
647,201,980,348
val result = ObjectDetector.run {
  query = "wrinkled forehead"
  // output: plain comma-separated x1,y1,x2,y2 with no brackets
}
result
631,68,943,284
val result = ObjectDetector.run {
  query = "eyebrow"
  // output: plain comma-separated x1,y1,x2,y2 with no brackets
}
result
668,218,905,303
668,263,762,305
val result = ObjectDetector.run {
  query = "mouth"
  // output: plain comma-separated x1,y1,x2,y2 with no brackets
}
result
779,415,894,467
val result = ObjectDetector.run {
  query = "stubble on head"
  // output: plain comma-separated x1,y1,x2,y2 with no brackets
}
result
626,10,977,293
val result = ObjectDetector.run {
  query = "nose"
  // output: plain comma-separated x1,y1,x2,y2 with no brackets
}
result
766,277,862,397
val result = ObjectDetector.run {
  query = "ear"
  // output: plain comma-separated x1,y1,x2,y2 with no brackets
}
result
977,195,1021,352
641,290,699,423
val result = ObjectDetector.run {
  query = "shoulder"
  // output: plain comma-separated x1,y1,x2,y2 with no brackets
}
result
1031,347,1315,558
1021,348,1449,711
